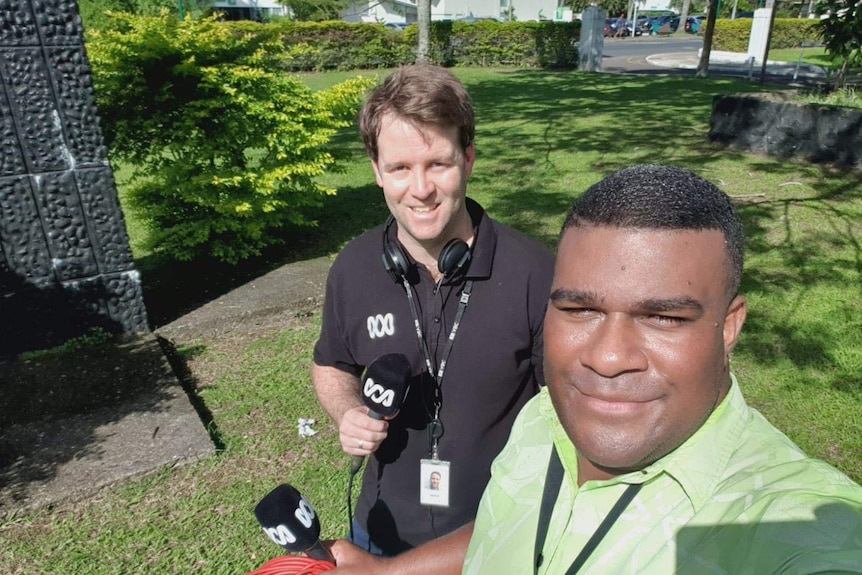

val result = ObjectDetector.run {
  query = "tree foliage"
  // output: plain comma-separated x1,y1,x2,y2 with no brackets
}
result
276,0,348,21
816,0,862,87
87,12,374,263
563,0,629,18
78,0,211,31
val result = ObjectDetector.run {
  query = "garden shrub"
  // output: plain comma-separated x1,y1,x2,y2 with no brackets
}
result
88,12,374,263
260,20,579,70
421,20,579,68
274,21,414,70
713,18,821,52
816,0,862,87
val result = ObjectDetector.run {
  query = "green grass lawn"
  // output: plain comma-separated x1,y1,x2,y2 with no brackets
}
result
2,68,861,574
768,46,832,68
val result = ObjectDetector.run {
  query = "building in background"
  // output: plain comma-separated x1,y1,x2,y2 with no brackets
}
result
343,0,559,24
211,0,288,20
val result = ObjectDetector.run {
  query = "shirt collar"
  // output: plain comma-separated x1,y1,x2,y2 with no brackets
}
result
658,374,748,510
462,198,495,280
540,375,749,510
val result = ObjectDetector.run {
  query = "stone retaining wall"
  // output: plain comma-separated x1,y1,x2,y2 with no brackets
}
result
709,93,862,168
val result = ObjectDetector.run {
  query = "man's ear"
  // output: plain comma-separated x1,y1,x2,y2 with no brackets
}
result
464,143,476,178
723,295,747,357
371,159,383,188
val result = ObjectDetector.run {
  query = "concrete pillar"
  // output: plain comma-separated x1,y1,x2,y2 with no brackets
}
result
579,5,606,72
0,0,149,356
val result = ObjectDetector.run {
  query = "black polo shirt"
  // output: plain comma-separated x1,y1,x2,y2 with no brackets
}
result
313,199,554,554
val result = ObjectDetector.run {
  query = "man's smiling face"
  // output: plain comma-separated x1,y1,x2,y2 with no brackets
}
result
544,225,746,483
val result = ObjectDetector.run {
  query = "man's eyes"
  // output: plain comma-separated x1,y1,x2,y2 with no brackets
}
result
558,305,596,317
646,314,688,326
556,306,690,326
387,162,451,172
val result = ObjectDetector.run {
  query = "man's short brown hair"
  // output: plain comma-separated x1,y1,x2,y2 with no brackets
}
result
359,64,475,161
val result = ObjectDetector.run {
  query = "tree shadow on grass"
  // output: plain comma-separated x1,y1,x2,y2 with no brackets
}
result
735,174,862,395
139,70,862,404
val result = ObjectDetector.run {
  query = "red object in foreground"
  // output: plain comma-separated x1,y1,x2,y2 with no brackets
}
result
245,556,336,575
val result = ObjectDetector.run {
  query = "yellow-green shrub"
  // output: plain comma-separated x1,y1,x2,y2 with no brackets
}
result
88,12,374,263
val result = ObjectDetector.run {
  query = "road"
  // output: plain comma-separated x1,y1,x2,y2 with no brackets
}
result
602,35,702,62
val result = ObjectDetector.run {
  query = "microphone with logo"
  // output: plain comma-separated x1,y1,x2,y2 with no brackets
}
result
350,353,411,475
254,483,336,564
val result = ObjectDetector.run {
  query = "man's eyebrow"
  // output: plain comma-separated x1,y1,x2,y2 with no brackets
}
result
549,289,704,314
549,288,599,304
638,297,704,314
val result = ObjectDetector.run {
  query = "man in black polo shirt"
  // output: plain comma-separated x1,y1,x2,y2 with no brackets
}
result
312,64,554,556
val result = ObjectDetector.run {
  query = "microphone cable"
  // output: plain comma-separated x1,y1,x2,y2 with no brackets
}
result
245,555,335,575
347,458,360,543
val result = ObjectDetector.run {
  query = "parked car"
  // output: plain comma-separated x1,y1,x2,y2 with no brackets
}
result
648,14,679,34
605,17,642,37
622,18,644,37
634,15,652,34
685,15,706,33
385,22,409,30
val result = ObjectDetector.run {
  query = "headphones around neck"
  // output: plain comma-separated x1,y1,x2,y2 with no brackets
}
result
382,216,472,283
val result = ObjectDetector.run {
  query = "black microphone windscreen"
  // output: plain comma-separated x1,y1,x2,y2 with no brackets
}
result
361,353,411,418
254,484,321,553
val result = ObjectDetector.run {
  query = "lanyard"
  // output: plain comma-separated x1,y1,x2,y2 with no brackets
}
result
534,446,643,575
402,276,473,458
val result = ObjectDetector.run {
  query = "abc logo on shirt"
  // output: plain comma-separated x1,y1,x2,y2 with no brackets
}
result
367,313,394,339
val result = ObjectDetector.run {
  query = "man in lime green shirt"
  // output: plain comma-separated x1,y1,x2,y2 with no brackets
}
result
327,164,862,574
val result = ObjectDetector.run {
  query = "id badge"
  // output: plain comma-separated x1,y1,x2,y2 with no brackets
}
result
420,459,450,507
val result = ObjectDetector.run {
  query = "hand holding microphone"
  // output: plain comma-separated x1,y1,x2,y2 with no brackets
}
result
347,353,410,475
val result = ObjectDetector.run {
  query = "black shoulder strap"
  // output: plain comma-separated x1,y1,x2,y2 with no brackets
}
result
534,446,564,572
565,482,643,574
534,445,643,575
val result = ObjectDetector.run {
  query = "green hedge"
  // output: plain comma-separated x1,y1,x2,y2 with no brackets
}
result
713,18,821,52
272,21,414,70
413,20,580,68
241,20,581,70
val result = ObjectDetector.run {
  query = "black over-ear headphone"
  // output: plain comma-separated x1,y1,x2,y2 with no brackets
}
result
382,216,472,283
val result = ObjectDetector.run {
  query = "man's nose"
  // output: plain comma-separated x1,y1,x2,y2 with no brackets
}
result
411,169,434,199
579,314,648,377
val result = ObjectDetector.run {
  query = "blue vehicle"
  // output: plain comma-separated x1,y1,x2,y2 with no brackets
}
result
685,15,706,34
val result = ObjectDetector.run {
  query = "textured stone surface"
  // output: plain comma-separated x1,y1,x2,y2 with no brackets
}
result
33,170,99,281
0,83,27,177
47,47,109,166
103,271,149,333
0,0,38,46
709,94,862,167
1,48,70,173
0,0,148,356
0,175,53,288
76,167,134,272
30,0,83,45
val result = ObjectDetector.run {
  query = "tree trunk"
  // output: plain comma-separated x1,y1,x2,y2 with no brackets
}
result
695,0,719,77
674,0,691,35
417,0,431,63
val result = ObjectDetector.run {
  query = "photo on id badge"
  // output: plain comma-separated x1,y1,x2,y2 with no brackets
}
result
420,459,450,507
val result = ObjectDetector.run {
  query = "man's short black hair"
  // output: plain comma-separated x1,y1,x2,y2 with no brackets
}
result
562,164,744,300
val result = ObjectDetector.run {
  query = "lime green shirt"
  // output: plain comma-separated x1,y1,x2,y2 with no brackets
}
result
464,377,862,574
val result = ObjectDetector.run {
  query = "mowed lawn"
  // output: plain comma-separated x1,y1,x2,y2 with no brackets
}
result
1,68,860,575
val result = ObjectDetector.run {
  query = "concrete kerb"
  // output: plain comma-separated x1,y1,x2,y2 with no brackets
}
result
646,50,828,81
